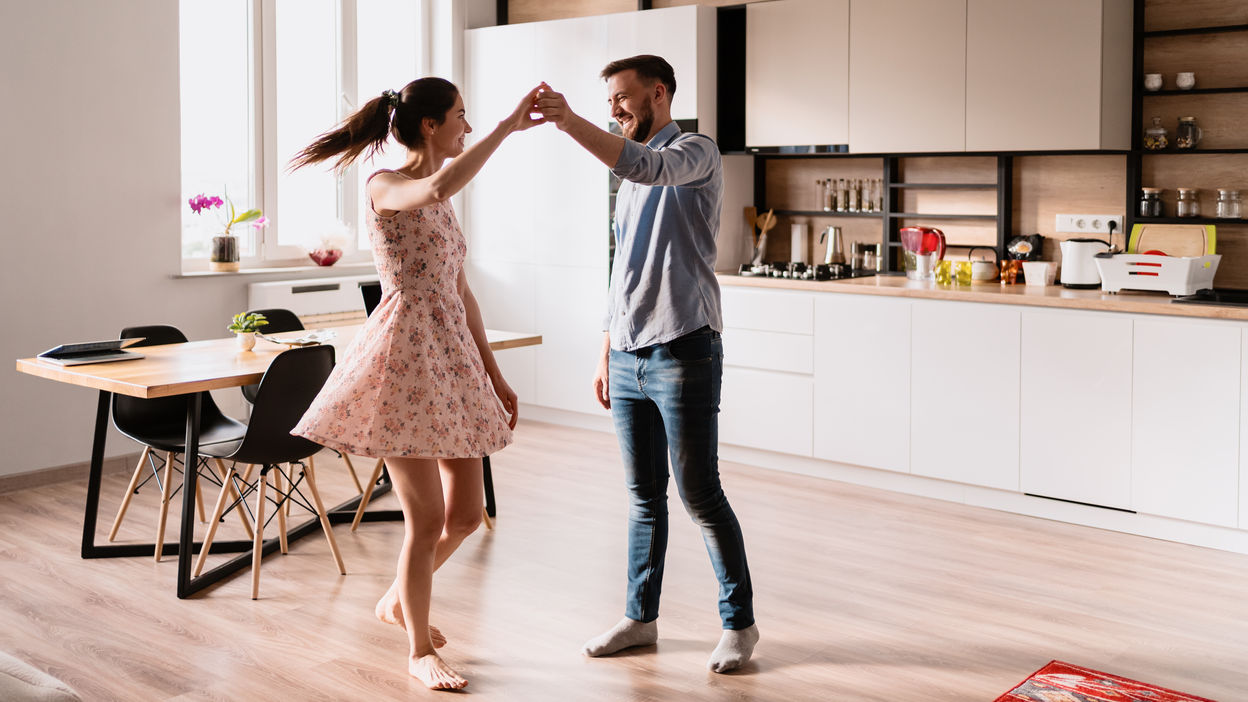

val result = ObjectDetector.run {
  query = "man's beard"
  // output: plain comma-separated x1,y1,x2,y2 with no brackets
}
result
624,101,655,143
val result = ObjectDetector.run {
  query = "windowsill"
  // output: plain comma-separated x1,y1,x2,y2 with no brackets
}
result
174,261,376,279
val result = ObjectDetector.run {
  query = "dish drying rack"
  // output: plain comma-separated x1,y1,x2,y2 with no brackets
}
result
1096,223,1219,297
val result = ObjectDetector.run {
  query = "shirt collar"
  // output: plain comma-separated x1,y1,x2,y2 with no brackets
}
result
645,120,681,149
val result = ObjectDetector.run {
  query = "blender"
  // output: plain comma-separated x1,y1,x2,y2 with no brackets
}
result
900,226,946,280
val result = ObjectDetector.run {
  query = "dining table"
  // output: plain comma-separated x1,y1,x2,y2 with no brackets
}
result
15,324,541,598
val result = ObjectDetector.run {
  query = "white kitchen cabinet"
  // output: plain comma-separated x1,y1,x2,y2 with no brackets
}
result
1019,309,1132,509
534,264,610,416
745,0,848,148
813,294,912,473
1134,318,1240,527
720,286,813,335
849,0,966,154
965,0,1131,151
1241,328,1248,530
720,367,814,456
605,5,717,130
910,300,1020,490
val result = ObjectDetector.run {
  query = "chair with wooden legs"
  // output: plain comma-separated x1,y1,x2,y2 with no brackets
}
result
194,345,345,599
107,325,252,560
243,307,365,498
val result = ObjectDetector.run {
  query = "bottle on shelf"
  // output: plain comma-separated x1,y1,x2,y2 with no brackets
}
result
848,178,860,213
1216,189,1242,219
1176,188,1201,218
1139,187,1163,218
1175,117,1202,151
1143,116,1169,151
836,179,848,213
818,179,832,212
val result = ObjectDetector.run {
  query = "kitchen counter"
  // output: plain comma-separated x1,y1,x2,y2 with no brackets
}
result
716,273,1248,321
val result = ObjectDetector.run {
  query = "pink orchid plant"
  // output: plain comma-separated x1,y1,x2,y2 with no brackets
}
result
188,192,266,237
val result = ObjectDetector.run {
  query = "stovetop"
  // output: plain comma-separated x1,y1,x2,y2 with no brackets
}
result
1171,288,1248,308
736,261,877,282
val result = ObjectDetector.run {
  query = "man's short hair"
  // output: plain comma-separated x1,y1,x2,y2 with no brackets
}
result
601,54,676,99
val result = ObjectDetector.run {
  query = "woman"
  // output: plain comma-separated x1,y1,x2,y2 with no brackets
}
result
289,77,544,690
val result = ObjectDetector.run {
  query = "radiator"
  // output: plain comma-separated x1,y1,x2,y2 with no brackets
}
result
247,273,379,327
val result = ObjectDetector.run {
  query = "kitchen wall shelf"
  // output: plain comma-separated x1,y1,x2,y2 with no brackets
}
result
1136,148,1248,155
771,209,880,218
891,213,999,220
1136,217,1247,225
1144,87,1248,96
889,183,997,190
1143,23,1248,38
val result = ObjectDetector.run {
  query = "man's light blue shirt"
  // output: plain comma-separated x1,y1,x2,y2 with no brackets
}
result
606,121,723,352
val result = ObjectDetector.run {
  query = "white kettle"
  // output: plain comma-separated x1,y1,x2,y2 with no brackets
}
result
1059,238,1109,288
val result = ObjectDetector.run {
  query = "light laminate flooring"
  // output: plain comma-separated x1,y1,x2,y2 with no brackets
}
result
2,420,1247,700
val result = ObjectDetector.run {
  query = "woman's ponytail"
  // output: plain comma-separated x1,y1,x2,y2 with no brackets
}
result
289,77,460,173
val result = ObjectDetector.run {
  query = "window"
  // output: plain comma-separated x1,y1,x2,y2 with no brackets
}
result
179,0,426,270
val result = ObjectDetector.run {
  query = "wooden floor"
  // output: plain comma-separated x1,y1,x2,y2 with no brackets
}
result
3,420,1248,701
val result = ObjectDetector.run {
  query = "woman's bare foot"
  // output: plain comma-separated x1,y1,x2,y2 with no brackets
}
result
409,653,467,690
375,588,447,647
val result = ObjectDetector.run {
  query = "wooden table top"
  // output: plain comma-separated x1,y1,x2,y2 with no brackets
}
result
15,325,542,399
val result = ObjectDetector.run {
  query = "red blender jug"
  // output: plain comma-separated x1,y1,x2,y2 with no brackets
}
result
900,226,946,280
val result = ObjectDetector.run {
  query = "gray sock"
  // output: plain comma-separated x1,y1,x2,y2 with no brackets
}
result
708,624,759,673
582,617,658,657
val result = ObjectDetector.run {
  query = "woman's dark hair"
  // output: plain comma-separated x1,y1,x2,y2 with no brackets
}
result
600,54,676,99
289,77,460,172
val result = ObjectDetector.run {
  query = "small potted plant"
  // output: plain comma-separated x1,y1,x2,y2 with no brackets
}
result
228,312,269,351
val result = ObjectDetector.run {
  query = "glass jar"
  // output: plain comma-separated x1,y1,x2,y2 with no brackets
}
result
1216,189,1242,219
1143,116,1168,151
1139,187,1163,218
1175,116,1202,150
818,179,832,211
1176,188,1201,218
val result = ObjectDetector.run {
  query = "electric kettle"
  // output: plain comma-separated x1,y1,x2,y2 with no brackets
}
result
1059,238,1109,288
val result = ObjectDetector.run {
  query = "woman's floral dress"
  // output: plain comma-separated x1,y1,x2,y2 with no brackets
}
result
292,171,512,458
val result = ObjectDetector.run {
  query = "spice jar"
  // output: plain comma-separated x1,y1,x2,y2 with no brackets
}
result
1216,189,1242,219
1139,187,1163,218
1143,116,1169,151
1175,117,1202,150
1176,188,1201,218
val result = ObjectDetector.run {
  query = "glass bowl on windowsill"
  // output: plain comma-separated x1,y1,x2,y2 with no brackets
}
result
308,248,343,266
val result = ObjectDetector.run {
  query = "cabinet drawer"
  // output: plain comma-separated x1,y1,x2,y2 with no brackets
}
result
722,328,813,375
720,367,813,456
721,287,814,335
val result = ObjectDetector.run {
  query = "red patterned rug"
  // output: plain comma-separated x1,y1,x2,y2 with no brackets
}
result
995,660,1216,702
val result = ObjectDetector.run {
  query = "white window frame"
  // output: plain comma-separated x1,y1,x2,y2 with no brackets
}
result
182,0,431,272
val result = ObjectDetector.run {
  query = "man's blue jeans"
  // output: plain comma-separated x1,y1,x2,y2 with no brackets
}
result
608,326,754,630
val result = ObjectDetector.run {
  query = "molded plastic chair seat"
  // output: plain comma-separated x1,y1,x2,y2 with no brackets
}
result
196,345,346,599
240,308,305,405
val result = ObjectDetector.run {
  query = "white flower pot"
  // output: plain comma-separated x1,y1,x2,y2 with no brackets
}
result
236,332,256,352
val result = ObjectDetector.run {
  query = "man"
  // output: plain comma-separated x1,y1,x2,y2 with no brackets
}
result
536,55,759,674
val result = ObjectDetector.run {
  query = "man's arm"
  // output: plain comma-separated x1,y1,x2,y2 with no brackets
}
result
535,84,624,169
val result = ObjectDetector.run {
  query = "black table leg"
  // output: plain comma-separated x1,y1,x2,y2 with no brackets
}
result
483,455,496,518
81,391,111,558
176,393,201,599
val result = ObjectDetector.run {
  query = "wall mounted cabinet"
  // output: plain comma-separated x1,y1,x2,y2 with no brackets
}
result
744,0,848,148
965,0,1132,151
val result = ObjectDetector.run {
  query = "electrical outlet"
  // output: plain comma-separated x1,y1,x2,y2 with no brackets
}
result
1055,214,1124,234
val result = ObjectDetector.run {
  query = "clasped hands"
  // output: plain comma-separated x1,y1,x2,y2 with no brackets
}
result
504,83,575,133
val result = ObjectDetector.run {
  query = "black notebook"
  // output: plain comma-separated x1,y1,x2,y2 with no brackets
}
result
37,338,146,366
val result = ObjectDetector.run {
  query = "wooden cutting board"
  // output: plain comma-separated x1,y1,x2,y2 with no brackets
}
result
1127,223,1216,258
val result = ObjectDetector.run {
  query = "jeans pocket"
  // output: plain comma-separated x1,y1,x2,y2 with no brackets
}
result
667,331,715,365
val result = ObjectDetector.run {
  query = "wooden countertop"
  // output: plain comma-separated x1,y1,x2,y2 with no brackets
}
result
717,273,1248,321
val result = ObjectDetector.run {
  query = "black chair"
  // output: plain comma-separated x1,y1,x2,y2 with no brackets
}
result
241,308,364,496
350,282,498,531
360,281,382,317
108,325,253,559
195,345,346,599
240,308,304,404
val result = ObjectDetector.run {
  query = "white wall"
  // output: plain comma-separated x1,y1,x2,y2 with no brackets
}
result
0,1,366,477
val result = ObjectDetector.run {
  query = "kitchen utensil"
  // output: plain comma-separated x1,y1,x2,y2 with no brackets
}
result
953,260,972,286
751,209,775,265
967,246,999,281
899,226,945,281
820,225,844,264
1022,261,1055,286
934,259,953,285
791,223,809,264
1097,253,1220,296
1127,223,1216,258
1059,238,1109,288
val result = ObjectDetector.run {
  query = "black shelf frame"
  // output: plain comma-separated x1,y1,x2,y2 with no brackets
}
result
1126,1,1248,240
